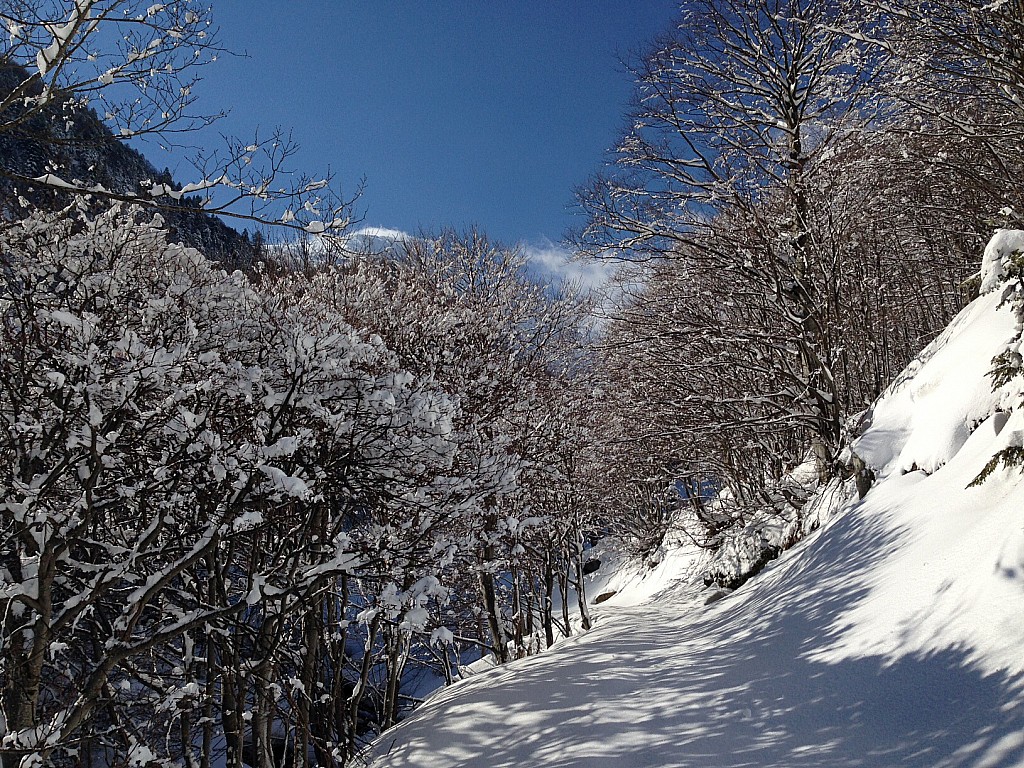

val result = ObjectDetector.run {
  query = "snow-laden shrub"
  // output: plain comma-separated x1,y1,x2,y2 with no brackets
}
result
701,477,853,589
0,204,460,766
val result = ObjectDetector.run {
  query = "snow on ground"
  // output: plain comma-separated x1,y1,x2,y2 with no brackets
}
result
579,535,705,609
365,276,1024,767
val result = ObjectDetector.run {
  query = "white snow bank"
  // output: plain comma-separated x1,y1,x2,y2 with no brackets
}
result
578,536,704,609
811,271,1024,678
853,289,1017,476
980,229,1024,294
808,407,1024,676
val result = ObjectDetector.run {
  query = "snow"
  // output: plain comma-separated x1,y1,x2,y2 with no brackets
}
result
855,289,1016,476
400,607,430,631
366,238,1024,767
257,464,309,498
980,229,1024,295
32,173,77,190
430,627,455,646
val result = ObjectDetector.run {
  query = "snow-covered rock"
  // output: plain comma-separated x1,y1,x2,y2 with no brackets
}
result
979,228,1024,295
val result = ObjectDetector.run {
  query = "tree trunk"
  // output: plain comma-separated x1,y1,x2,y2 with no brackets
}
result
542,550,556,648
572,530,592,632
478,545,510,664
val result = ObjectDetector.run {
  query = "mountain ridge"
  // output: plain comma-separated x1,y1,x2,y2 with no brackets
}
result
0,63,259,269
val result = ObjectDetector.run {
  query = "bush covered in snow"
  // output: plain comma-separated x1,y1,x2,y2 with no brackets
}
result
0,206,598,766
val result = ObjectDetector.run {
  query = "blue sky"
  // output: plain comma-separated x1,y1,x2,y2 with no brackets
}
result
152,2,679,249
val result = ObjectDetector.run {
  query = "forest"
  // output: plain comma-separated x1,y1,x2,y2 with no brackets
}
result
2,1,1024,767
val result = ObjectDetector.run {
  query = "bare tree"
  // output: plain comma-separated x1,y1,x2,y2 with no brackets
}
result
578,0,1006,572
0,0,355,233
577,0,886,482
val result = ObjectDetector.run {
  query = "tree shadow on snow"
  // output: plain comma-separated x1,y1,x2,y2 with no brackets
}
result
370,500,1024,768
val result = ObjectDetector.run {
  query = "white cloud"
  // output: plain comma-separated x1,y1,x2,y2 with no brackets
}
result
348,226,411,244
520,239,618,291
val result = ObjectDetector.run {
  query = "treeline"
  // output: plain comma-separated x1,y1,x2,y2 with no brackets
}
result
577,0,1024,579
0,206,602,767
5,0,1024,765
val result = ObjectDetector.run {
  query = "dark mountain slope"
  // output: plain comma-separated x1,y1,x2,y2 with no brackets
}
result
0,64,259,269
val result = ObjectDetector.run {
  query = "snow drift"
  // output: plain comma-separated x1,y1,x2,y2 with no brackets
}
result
365,235,1024,767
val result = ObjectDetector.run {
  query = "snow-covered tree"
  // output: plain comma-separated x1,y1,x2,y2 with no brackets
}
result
300,230,596,667
0,0,353,233
0,204,464,767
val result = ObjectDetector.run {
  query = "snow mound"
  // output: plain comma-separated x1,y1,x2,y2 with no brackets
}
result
815,236,1024,678
366,234,1024,768
980,229,1024,295
854,289,1017,476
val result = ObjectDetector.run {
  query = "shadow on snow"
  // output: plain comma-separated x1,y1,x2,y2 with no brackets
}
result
369,497,1024,768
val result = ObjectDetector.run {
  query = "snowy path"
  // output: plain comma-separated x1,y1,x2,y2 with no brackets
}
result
369,496,1024,767
368,289,1024,768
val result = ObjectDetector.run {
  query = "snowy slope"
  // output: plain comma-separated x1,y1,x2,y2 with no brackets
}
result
366,282,1024,767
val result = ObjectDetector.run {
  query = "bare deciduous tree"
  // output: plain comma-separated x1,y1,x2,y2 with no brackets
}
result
0,0,355,233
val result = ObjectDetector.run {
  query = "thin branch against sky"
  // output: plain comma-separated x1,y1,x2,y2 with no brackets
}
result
142,1,680,247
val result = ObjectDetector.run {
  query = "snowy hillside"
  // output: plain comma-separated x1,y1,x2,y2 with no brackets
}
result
366,244,1024,767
